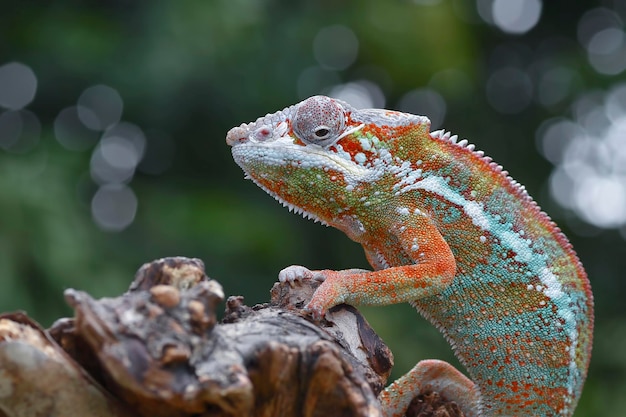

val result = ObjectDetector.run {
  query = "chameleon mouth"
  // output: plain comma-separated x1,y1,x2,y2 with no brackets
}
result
230,139,372,188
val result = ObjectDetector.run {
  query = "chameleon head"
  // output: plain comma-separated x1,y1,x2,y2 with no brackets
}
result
226,95,431,225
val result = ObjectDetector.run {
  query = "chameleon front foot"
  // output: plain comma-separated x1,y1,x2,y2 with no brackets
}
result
278,265,327,285
277,266,372,319
278,265,331,319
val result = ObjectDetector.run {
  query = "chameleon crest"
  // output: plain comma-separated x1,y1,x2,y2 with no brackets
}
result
227,95,593,417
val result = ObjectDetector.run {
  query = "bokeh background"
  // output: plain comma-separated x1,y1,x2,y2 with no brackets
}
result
1,1,625,415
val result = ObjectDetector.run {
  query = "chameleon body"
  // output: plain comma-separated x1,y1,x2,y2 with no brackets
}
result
226,96,593,417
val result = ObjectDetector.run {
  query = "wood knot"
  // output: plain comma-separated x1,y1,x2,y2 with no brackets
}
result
150,285,181,308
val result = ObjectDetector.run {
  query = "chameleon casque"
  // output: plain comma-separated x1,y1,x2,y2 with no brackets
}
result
226,95,593,417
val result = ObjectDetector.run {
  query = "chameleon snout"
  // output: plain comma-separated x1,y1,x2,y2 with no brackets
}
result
226,124,284,146
225,125,249,146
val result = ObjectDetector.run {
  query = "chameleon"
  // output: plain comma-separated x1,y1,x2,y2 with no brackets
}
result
226,95,593,417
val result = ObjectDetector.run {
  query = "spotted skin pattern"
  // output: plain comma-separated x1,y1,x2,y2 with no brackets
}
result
226,96,593,417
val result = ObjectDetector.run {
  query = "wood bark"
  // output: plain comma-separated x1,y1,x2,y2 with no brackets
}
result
0,257,463,417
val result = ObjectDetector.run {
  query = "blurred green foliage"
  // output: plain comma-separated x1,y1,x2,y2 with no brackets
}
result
1,1,625,415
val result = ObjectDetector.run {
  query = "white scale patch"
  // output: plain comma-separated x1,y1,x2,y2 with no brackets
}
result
333,144,353,163
403,175,490,230
359,137,373,151
393,164,423,192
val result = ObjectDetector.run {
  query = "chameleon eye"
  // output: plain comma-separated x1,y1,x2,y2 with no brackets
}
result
314,126,331,139
293,96,345,147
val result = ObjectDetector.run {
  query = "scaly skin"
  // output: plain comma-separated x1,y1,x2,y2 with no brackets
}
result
226,96,593,417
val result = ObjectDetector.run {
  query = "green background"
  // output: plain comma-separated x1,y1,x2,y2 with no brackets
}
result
1,1,625,415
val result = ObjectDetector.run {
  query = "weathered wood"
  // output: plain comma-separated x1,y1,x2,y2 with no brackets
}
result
0,257,463,417
0,312,134,417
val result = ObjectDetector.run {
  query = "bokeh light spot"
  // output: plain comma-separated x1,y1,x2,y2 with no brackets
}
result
587,28,626,75
537,67,577,108
77,84,124,131
54,106,100,151
0,62,37,110
604,116,626,175
536,118,585,164
540,83,626,229
297,66,341,99
328,80,385,109
492,0,542,34
100,136,141,171
549,166,576,209
606,83,626,122
577,8,626,75
89,122,146,185
90,141,136,185
91,184,138,232
588,27,624,55
102,122,146,159
577,8,622,47
0,110,22,150
397,88,447,128
575,175,626,228
572,91,610,135
476,0,494,24
313,25,359,71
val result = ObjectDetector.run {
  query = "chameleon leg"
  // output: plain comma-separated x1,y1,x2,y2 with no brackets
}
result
279,263,455,319
379,359,482,417
280,217,457,317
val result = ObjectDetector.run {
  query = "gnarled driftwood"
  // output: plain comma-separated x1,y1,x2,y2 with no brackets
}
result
0,257,463,417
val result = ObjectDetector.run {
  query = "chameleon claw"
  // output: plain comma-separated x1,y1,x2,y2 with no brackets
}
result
278,265,314,287
303,303,326,320
279,266,330,318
